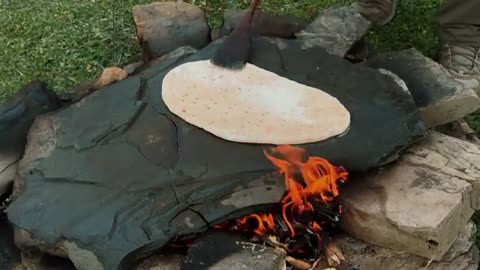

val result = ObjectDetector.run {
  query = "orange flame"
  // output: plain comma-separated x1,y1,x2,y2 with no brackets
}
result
264,145,348,237
238,213,276,235
231,145,348,240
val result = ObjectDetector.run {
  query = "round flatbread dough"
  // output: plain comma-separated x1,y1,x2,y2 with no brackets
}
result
162,60,350,145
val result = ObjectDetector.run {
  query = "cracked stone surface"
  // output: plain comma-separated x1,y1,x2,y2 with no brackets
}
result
0,81,61,196
134,232,286,270
132,2,210,60
220,9,307,39
7,37,424,269
367,48,480,128
135,254,183,270
295,4,371,57
182,231,286,270
341,132,480,261
315,224,479,270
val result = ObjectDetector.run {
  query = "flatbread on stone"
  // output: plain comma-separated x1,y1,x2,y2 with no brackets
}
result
162,60,350,144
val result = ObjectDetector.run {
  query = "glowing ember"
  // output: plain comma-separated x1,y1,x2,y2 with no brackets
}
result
216,145,348,263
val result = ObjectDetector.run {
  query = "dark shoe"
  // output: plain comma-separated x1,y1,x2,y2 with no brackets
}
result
356,0,397,25
439,44,480,93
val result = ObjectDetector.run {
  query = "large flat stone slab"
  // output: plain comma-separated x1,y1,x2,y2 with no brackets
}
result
341,132,479,261
8,37,425,269
144,37,425,173
367,48,480,127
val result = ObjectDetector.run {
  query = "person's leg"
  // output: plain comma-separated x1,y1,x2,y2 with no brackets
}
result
436,0,480,46
436,0,480,90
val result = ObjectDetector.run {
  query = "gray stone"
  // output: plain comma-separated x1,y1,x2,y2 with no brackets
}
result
220,9,307,38
367,48,480,128
20,251,76,270
132,2,210,60
295,4,371,57
146,46,198,68
0,81,61,196
12,228,66,259
7,37,425,270
134,233,287,270
405,132,480,209
315,226,479,270
442,221,477,261
136,46,199,79
0,213,21,270
182,231,286,270
341,132,480,261
123,61,144,75
134,254,183,270
64,241,104,270
436,119,480,145
378,68,410,94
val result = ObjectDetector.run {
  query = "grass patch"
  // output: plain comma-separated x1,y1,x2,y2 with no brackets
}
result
466,112,480,133
5,0,444,98
0,1,128,99
2,0,476,130
368,0,443,57
0,0,356,99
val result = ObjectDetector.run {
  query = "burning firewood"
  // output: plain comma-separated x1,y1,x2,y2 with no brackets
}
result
324,241,345,267
205,145,348,268
264,235,291,252
308,257,322,270
286,256,312,270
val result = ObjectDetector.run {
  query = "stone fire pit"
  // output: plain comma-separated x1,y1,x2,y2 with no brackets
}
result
1,2,479,270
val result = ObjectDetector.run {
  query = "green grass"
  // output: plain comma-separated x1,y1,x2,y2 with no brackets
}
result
0,0,354,100
1,0,478,132
0,0,448,97
369,0,443,57
0,0,479,261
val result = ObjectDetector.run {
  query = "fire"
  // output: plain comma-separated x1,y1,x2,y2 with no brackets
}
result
238,213,276,235
208,145,348,265
168,145,347,266
264,145,348,237
218,145,348,252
